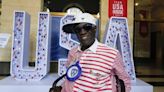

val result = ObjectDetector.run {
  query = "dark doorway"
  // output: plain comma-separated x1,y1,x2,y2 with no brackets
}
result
44,0,100,14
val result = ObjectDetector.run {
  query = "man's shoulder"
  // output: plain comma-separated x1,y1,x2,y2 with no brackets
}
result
69,46,79,53
70,46,78,50
98,42,119,53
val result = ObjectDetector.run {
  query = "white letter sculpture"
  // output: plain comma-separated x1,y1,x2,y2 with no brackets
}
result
10,11,51,81
104,17,136,82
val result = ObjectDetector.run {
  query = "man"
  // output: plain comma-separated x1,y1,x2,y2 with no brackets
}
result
61,13,131,92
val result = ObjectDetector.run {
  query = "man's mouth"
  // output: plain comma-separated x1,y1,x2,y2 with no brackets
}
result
81,36,87,40
80,35,88,40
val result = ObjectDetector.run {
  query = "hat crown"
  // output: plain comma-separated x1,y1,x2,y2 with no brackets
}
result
62,15,76,26
74,13,96,25
62,13,96,33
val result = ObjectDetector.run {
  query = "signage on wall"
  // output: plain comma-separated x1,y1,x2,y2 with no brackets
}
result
0,33,11,48
108,0,127,17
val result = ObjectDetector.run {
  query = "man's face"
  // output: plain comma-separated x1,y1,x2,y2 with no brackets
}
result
73,23,96,47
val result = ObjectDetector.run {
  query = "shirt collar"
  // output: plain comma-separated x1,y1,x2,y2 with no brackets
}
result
77,39,99,53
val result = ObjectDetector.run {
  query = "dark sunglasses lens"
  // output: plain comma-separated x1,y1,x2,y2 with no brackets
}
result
83,24,93,30
74,23,94,33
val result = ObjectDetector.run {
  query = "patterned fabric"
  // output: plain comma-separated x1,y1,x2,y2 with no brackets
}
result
61,40,131,92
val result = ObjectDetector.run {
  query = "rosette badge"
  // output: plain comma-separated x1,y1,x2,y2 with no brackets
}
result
66,61,82,81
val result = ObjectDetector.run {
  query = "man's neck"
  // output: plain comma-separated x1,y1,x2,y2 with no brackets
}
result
80,39,95,51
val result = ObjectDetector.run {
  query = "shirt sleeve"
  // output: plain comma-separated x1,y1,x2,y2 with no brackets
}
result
113,51,131,92
65,47,78,68
61,48,77,92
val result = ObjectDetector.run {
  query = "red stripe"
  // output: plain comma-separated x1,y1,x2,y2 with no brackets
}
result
85,50,117,56
79,72,110,83
81,55,114,65
98,88,112,91
78,78,96,84
73,85,90,92
75,81,105,90
81,72,110,82
81,73,97,80
81,58,113,68
84,52,116,60
74,81,95,89
97,45,117,52
81,74,111,85
95,48,117,56
99,77,111,84
96,52,116,59
81,62,111,71
82,66,109,74
74,81,112,91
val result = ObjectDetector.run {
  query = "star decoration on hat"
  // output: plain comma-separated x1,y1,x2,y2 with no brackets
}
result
72,18,76,21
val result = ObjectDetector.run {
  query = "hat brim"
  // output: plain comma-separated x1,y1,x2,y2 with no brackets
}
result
62,23,96,33
62,24,76,33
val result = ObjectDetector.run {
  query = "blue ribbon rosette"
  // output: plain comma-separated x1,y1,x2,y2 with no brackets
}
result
66,61,82,81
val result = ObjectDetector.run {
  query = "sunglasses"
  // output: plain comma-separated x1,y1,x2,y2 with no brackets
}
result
73,23,95,33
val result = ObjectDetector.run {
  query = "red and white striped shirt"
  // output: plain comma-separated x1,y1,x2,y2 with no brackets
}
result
61,40,131,92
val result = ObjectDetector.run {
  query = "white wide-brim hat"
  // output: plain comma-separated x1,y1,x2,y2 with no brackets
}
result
62,13,97,33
